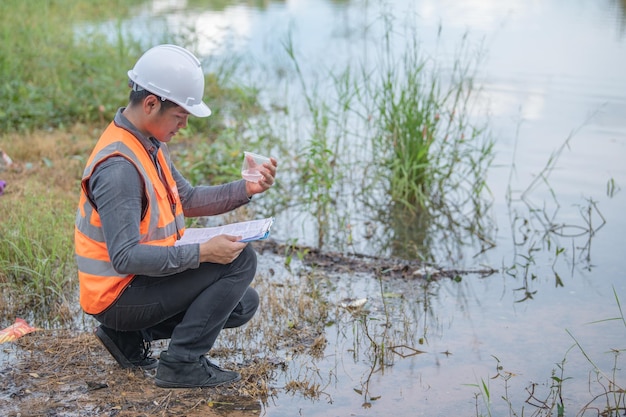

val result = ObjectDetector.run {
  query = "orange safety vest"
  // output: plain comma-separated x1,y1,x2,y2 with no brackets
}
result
75,122,185,314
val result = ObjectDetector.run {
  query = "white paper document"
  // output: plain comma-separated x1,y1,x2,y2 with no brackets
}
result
175,217,274,246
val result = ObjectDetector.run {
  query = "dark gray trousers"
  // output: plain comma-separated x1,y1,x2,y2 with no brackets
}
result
94,245,259,363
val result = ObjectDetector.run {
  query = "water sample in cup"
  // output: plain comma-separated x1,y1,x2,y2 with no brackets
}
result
242,151,270,182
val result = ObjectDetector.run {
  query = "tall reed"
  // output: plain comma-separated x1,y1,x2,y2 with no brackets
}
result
282,33,346,248
281,11,495,258
362,17,495,245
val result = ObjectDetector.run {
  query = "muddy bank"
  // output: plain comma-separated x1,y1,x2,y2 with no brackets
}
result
1,330,269,417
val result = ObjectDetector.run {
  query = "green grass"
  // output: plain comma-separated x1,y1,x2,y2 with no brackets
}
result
0,0,148,131
0,192,76,323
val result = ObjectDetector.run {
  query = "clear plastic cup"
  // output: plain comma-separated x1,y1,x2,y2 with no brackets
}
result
241,151,270,182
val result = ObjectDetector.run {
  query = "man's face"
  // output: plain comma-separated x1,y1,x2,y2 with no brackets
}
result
148,102,190,143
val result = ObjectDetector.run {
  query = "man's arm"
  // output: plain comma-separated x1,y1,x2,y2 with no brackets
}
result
172,165,250,218
89,157,200,276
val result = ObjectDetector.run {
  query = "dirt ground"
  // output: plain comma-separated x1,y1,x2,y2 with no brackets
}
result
1,332,269,417
0,240,495,417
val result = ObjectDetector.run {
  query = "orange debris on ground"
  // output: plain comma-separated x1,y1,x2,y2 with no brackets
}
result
0,318,40,344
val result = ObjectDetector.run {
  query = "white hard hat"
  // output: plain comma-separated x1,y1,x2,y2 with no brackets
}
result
127,44,211,117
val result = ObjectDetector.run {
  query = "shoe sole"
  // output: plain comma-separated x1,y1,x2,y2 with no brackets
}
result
154,374,241,389
94,326,158,370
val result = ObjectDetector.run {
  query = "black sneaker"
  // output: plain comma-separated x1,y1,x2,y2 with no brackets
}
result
155,350,241,388
94,325,157,370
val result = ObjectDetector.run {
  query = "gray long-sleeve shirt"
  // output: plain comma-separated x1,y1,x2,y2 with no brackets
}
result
86,108,250,277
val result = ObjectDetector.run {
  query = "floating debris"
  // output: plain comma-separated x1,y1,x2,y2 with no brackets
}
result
255,240,497,280
339,298,368,309
413,266,440,278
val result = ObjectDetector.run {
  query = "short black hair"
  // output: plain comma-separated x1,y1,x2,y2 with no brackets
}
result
128,88,179,113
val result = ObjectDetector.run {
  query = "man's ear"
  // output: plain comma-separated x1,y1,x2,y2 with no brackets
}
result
143,94,161,114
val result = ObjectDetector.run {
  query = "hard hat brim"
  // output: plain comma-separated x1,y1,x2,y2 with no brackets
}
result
185,101,212,118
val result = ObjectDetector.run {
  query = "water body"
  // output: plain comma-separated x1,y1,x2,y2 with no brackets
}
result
103,1,626,415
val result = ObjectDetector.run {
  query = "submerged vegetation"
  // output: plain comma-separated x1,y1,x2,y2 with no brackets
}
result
470,288,625,417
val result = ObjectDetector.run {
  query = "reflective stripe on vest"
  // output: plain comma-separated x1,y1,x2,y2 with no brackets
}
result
75,121,185,314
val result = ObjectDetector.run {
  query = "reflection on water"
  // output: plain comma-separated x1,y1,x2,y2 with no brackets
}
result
372,201,496,262
617,0,626,32
386,204,432,260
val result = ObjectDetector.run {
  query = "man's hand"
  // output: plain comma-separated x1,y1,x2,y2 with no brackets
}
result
245,157,277,197
199,234,247,264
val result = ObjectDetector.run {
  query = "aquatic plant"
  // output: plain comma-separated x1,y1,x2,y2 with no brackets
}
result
281,33,348,249
281,11,495,260
566,288,625,416
470,289,625,417
505,117,608,298
360,16,495,260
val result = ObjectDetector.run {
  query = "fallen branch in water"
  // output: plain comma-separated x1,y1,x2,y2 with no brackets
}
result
253,239,497,280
